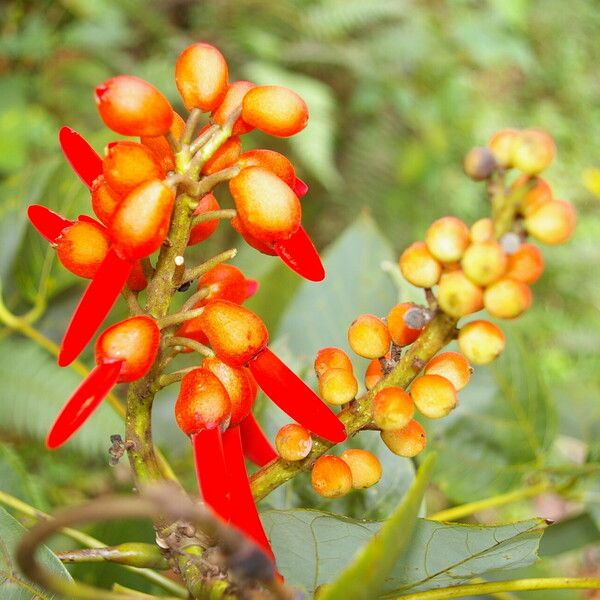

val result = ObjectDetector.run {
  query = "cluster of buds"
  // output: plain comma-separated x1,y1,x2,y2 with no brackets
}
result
25,42,345,565
283,128,576,500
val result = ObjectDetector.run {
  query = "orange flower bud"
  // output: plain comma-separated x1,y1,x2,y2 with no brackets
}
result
488,128,520,168
212,80,256,135
56,220,110,279
364,358,385,390
201,136,242,176
425,216,470,263
458,320,505,365
512,175,552,217
140,112,186,172
275,424,313,461
318,368,358,405
314,347,353,378
340,449,382,489
311,455,353,498
505,243,544,284
348,314,390,359
470,218,494,243
372,386,414,430
425,351,471,391
387,303,424,347
237,149,296,188
381,419,427,457
91,176,122,225
399,242,442,288
188,193,221,246
437,270,484,318
461,240,508,286
483,278,532,319
524,199,576,245
411,374,457,419
511,129,556,175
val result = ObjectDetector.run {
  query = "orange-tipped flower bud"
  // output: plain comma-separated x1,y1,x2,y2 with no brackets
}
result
96,316,160,382
229,167,301,243
95,75,173,137
188,193,221,246
461,240,508,286
411,374,457,419
140,112,186,172
387,303,424,347
488,128,520,168
372,386,414,431
202,357,255,426
470,218,494,243
425,216,470,263
399,242,442,288
365,358,385,390
505,243,544,284
175,368,231,435
212,80,256,135
311,455,353,498
348,314,390,359
511,129,556,175
103,141,165,196
56,220,110,279
437,270,484,318
340,449,382,489
91,176,122,225
242,86,308,137
198,264,255,305
381,419,427,457
237,149,296,188
175,43,229,111
275,424,313,461
109,180,175,260
201,136,242,176
314,347,353,378
425,351,471,391
318,368,358,406
197,300,268,367
483,278,532,319
524,199,576,245
458,320,505,365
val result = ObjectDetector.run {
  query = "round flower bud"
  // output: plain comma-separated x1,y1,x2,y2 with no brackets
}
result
381,420,427,457
372,386,414,430
461,240,508,286
511,129,556,175
319,368,358,406
425,352,471,391
386,303,423,347
524,199,576,245
437,271,483,318
275,424,313,461
470,218,494,243
488,128,520,168
425,217,470,263
399,241,442,288
463,146,497,180
410,374,457,419
314,347,353,378
505,243,544,284
483,278,532,319
347,314,390,359
458,320,505,365
311,455,353,498
340,449,382,489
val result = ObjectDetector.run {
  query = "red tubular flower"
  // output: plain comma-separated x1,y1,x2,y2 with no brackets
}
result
58,127,103,189
292,177,309,198
240,413,278,467
272,226,325,282
197,300,347,443
47,316,160,449
27,205,74,243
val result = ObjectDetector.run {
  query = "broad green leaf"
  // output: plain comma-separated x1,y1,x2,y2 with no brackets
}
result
262,509,545,596
243,61,341,189
430,335,557,502
320,453,435,600
0,337,123,458
0,505,72,599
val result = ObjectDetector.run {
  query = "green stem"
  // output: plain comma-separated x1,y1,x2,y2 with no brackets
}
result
57,543,169,569
0,490,186,598
429,481,551,522
181,248,238,285
393,577,600,600
191,208,236,228
250,313,457,501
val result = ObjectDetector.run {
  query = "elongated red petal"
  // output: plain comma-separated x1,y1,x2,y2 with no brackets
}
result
192,428,230,521
292,177,308,198
240,413,277,467
273,226,325,282
222,426,274,560
248,348,346,443
46,361,122,449
58,249,132,367
59,127,103,189
27,205,73,243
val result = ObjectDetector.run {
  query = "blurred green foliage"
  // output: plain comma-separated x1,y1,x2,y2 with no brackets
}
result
1,0,600,597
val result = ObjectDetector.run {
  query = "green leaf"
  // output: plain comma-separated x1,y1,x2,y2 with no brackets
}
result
0,443,47,512
430,335,557,502
319,453,435,600
262,510,546,596
0,505,72,599
243,61,341,189
0,337,123,458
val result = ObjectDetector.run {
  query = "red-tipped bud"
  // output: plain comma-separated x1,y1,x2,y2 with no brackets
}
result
95,316,160,382
95,76,173,136
127,260,148,292
237,149,296,188
229,167,301,243
212,81,256,134
109,180,175,260
242,86,308,137
103,141,165,196
91,176,123,225
175,43,228,111
197,300,268,367
56,220,110,279
140,112,186,172
175,368,231,435
199,264,257,305
201,136,242,176
202,357,255,426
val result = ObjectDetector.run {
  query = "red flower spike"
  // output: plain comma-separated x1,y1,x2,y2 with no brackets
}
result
46,361,122,449
248,348,347,444
27,205,74,243
58,127,103,189
240,413,277,467
273,226,325,282
192,428,231,521
222,426,274,560
58,248,133,366
292,177,309,198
